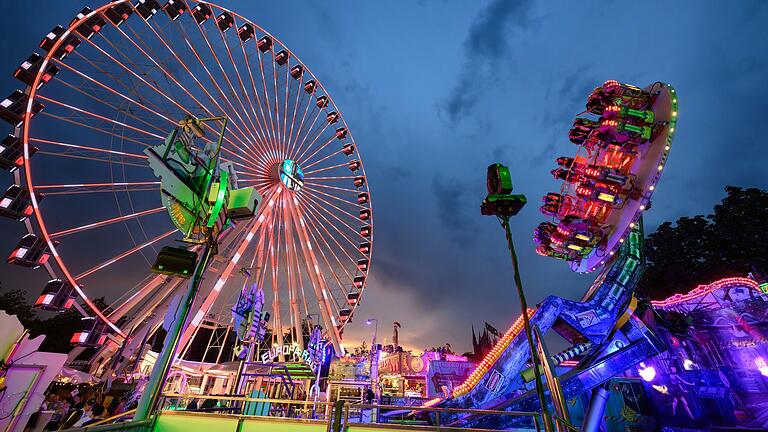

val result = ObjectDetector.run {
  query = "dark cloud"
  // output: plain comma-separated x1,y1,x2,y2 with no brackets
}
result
431,175,478,246
444,0,533,122
531,64,597,165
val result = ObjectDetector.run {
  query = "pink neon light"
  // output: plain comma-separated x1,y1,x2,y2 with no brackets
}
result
651,277,760,308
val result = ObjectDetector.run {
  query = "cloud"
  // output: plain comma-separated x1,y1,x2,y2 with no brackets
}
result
431,174,478,246
444,0,533,122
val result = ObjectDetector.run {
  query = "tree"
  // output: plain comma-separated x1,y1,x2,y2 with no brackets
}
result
0,290,113,353
0,289,40,327
639,186,768,300
352,340,369,357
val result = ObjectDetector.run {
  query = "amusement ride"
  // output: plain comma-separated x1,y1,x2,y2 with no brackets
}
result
422,80,679,431
0,0,372,404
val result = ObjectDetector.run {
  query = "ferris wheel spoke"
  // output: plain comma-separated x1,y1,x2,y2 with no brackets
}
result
51,58,175,126
299,190,367,242
37,95,165,140
237,43,278,160
172,19,263,157
268,51,283,157
303,161,351,176
50,206,166,239
192,23,266,157
82,25,263,166
297,132,339,168
34,181,160,196
286,82,314,158
297,199,356,290
178,185,281,351
303,184,365,212
279,53,291,157
306,175,358,182
52,69,171,138
74,228,177,281
285,195,343,352
267,203,284,348
290,107,326,162
297,196,364,262
133,18,270,160
301,148,346,171
30,137,149,160
35,150,149,169
252,48,280,157
301,188,363,226
86,28,196,121
280,199,306,348
208,23,272,158
302,182,361,195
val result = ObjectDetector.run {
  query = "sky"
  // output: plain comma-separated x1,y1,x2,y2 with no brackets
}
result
0,0,767,355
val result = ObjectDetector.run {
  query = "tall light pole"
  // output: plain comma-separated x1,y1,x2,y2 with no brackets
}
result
481,163,552,432
366,318,378,348
366,318,380,403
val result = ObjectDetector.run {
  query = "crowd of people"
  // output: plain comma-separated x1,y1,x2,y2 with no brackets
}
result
25,387,135,431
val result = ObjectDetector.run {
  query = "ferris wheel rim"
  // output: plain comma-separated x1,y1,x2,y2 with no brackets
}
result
15,0,373,343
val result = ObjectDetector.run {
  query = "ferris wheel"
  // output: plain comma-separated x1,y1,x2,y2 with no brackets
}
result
0,0,372,359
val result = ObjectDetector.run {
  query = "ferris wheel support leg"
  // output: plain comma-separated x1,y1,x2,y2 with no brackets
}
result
134,242,216,421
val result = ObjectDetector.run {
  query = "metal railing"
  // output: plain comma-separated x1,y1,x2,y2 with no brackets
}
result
159,393,555,431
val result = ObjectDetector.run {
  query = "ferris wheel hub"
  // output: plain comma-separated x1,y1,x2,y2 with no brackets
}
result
275,159,305,192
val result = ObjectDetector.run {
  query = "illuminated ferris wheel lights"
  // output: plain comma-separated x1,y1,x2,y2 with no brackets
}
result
0,90,43,128
287,65,304,80
237,22,255,41
341,143,355,155
14,53,60,90
257,35,273,53
104,3,133,26
0,135,36,172
70,7,107,40
0,185,37,221
162,0,187,21
191,3,213,24
135,0,161,21
275,49,289,65
361,225,372,237
215,11,235,32
348,160,361,171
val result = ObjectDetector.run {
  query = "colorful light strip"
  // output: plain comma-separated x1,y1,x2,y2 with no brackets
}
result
651,277,760,308
419,308,535,409
460,309,534,397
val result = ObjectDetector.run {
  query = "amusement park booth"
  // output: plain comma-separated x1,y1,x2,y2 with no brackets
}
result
327,356,371,405
377,351,474,400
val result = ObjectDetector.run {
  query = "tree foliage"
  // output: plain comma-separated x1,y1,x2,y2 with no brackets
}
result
639,186,768,300
0,289,109,353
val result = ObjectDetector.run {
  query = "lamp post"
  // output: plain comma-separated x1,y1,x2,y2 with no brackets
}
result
481,163,552,432
366,318,380,403
366,318,379,348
